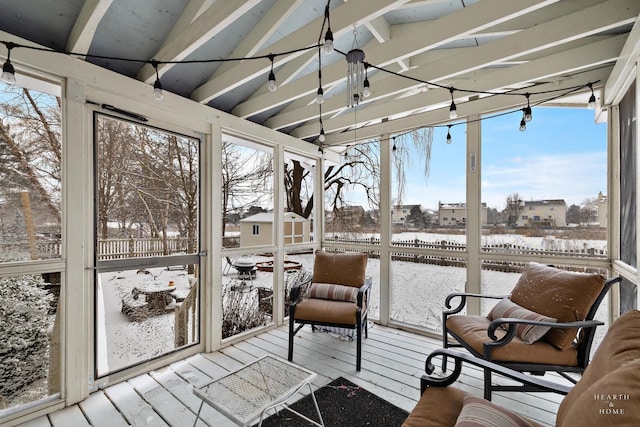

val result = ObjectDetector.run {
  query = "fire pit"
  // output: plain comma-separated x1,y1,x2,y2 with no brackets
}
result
255,260,302,272
232,257,257,279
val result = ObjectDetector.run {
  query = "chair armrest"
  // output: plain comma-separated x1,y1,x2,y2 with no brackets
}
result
357,276,372,307
444,292,508,315
288,274,312,305
482,319,605,358
421,348,572,395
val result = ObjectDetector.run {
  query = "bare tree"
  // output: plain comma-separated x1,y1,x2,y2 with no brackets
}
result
391,128,433,206
505,193,522,226
221,141,273,235
96,116,136,238
0,87,61,224
284,128,433,227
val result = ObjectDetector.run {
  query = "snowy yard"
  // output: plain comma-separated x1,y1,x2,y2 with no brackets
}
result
96,232,609,372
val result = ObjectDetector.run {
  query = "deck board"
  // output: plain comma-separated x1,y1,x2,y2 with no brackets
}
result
16,323,561,426
78,390,129,427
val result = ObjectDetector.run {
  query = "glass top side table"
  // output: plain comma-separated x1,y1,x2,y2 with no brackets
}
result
192,354,324,427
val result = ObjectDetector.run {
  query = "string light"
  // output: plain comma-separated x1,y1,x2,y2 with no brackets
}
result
392,136,396,152
323,5,334,54
523,93,532,122
449,88,457,119
316,67,324,104
446,125,453,144
318,119,326,142
151,60,163,100
0,0,600,147
1,42,16,85
363,63,370,98
588,83,596,109
344,145,350,157
519,115,527,132
267,54,277,92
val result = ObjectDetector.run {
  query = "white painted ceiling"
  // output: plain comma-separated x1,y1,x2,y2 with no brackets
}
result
0,0,636,148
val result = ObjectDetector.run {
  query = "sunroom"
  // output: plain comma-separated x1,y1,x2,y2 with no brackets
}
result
1,1,639,426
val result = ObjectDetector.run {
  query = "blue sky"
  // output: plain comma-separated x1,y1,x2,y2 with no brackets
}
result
398,107,607,211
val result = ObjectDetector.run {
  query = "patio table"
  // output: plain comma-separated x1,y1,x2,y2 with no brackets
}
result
192,354,324,427
132,283,175,311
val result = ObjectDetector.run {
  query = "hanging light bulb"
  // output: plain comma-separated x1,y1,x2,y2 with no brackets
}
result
362,64,370,97
319,127,326,142
151,60,163,100
153,79,164,100
448,88,457,119
523,94,532,122
449,101,457,119
323,28,334,54
588,83,596,109
318,145,324,155
519,116,527,132
267,55,277,92
446,125,453,144
392,137,397,152
316,87,324,104
323,5,334,54
1,42,17,85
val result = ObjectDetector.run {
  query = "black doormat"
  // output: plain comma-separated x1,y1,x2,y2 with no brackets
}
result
256,377,409,426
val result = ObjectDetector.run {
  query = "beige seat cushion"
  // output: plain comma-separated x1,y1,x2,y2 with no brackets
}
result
446,315,578,366
557,310,640,426
509,263,605,350
293,298,359,324
402,386,466,427
312,251,367,288
402,387,544,427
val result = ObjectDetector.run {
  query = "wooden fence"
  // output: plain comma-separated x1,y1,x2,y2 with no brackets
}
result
326,236,606,256
325,236,607,272
97,237,191,260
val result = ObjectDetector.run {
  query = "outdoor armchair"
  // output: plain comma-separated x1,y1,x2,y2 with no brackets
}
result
288,250,371,371
404,310,640,427
441,262,621,400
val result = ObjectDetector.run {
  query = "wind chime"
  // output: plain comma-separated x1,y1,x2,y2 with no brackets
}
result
345,27,369,108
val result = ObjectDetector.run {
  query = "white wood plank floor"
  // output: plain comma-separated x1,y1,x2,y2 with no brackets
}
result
16,323,565,427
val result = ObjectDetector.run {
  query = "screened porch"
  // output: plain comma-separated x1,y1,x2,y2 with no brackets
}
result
1,1,640,426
